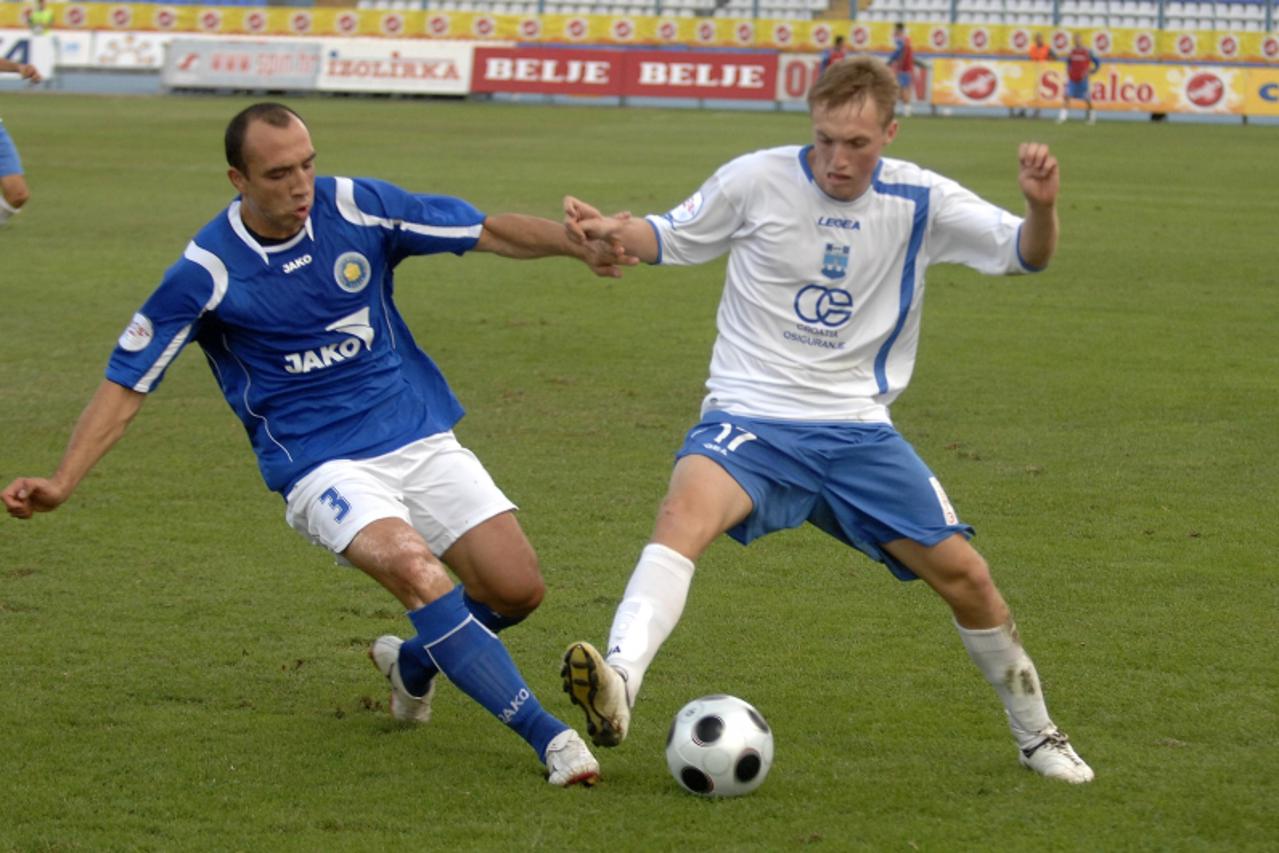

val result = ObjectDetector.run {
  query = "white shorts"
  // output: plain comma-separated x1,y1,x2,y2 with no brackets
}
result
284,432,517,561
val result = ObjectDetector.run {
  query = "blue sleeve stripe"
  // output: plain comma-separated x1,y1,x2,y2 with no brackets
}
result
870,173,930,397
645,216,664,265
1014,223,1045,272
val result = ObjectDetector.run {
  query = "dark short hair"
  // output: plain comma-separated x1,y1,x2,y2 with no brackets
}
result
224,102,306,173
807,54,899,126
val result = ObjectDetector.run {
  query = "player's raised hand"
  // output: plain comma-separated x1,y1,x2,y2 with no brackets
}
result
1018,142,1059,208
2,477,68,520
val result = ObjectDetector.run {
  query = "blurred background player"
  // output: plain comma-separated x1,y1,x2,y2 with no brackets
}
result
818,34,848,77
889,24,915,117
1,102,635,787
0,57,41,227
1059,33,1101,124
1023,33,1056,118
27,0,54,34
559,56,1093,785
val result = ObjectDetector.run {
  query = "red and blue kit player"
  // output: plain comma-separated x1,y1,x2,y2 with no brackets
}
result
559,57,1094,784
888,23,915,117
1059,33,1102,124
2,103,636,786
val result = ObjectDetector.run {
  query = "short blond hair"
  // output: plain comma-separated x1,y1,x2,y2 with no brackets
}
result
807,54,899,128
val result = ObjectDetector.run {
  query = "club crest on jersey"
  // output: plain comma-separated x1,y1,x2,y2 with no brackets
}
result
333,251,371,293
820,243,850,280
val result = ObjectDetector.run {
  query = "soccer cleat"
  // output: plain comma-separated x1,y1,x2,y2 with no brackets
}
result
544,728,601,787
1086,113,1097,125
369,635,436,724
561,641,631,747
1019,728,1095,783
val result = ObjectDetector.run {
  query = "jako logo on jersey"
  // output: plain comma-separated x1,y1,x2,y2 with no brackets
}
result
333,251,372,293
666,191,704,225
118,312,154,352
794,283,853,327
498,687,530,723
816,216,861,231
283,307,375,374
282,254,313,274
821,243,850,280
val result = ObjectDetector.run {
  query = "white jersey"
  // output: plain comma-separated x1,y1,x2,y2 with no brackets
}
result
646,146,1035,423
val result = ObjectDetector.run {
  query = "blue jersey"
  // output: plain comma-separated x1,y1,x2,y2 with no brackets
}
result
106,176,485,495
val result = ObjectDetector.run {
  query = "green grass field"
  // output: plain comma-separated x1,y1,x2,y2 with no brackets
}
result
1,93,1276,851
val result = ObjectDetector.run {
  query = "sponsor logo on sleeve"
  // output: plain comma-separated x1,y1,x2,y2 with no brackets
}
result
118,312,154,352
667,191,704,225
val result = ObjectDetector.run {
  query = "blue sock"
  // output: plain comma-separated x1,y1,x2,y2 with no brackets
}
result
397,591,527,696
463,591,528,633
406,587,566,760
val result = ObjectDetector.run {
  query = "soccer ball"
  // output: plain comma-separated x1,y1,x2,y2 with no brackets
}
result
665,694,774,797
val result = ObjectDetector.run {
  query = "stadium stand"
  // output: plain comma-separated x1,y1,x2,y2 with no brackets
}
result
28,0,1270,28
860,0,1275,30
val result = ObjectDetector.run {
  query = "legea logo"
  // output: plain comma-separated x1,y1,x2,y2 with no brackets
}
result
283,307,374,375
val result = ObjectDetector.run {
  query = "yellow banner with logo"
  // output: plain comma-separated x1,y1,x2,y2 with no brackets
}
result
930,57,1278,115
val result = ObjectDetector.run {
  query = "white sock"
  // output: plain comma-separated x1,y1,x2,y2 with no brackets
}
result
605,543,696,702
956,620,1053,748
0,197,18,225
1058,107,1069,121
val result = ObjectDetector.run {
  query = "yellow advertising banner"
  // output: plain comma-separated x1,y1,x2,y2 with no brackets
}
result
930,57,1268,116
1242,66,1279,115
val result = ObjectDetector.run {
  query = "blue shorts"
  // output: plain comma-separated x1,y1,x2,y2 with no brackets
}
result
675,412,973,582
897,71,912,88
1066,79,1089,100
0,123,23,177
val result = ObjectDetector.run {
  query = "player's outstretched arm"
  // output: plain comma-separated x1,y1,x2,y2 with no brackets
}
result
2,379,145,520
563,195,660,265
1016,142,1060,269
474,212,637,279
0,57,41,83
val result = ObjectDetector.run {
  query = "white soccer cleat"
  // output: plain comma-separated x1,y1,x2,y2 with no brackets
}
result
544,728,601,787
561,641,631,747
1019,728,1094,783
369,635,435,724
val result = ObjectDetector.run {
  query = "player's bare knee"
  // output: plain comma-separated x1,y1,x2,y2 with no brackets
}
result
653,496,721,557
486,568,545,617
5,186,29,208
387,544,452,603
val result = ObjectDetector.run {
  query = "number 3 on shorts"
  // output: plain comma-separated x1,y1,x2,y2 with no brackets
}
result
319,486,351,522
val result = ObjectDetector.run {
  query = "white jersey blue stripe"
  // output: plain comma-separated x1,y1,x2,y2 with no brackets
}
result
646,146,1033,424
